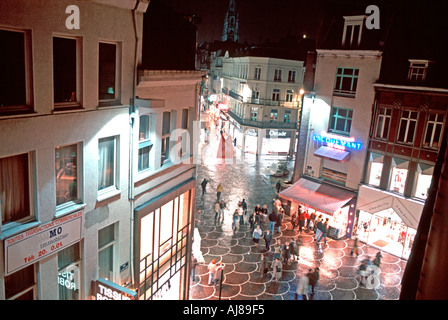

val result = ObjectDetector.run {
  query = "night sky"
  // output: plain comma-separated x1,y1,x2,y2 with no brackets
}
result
158,0,324,43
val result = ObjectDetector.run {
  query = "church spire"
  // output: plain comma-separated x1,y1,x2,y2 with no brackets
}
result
222,0,239,42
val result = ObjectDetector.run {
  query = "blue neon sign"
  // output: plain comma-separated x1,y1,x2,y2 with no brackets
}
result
313,134,362,150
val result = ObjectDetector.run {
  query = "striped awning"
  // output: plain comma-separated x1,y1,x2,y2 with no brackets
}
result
279,178,355,215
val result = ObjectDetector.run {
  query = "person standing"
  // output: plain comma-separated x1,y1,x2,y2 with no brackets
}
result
240,199,247,215
309,210,317,232
201,178,208,196
320,218,329,245
208,259,218,285
276,207,284,233
264,229,273,251
238,205,244,226
290,210,298,230
232,209,239,230
283,241,291,266
259,254,269,277
272,258,282,282
214,262,225,287
219,200,226,220
276,180,282,193
190,254,198,282
314,215,323,242
351,236,359,257
216,183,223,201
249,211,258,232
268,210,277,234
253,225,263,243
214,201,221,220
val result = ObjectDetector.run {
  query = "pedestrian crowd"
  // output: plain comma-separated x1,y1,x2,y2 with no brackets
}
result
195,180,383,300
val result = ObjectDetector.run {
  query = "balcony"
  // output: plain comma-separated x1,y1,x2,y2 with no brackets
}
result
227,110,298,129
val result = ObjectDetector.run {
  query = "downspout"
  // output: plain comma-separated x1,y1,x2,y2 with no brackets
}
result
128,0,141,291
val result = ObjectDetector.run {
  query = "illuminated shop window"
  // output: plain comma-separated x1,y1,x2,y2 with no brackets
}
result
58,242,81,300
366,152,384,187
413,163,434,200
389,158,409,194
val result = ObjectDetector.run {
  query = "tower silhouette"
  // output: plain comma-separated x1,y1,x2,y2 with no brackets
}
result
222,0,239,42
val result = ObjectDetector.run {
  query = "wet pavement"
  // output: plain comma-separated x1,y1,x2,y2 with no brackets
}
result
190,114,407,300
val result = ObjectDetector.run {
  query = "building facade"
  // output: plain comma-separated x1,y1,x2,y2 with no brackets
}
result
220,55,305,156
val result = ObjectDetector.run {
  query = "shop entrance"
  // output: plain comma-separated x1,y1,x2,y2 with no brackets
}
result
357,208,416,259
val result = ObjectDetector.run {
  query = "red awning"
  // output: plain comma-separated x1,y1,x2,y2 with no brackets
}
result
314,146,350,162
279,178,355,215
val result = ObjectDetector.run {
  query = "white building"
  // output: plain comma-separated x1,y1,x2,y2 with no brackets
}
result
220,54,305,155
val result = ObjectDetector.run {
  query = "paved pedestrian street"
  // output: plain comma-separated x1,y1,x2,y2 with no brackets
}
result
189,116,407,300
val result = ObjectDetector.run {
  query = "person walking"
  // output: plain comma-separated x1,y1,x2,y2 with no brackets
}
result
307,267,320,298
253,225,263,243
314,215,323,242
259,254,269,277
214,201,221,220
208,259,218,285
219,200,226,220
201,178,208,196
272,258,282,282
283,241,291,266
276,207,284,233
298,207,307,233
232,209,239,231
261,204,268,224
320,218,329,245
291,237,301,261
216,183,223,201
249,211,260,232
239,199,247,215
268,210,277,234
276,180,282,193
309,210,317,232
238,205,244,226
290,210,298,230
264,229,273,251
295,272,310,300
351,236,359,257
213,262,225,287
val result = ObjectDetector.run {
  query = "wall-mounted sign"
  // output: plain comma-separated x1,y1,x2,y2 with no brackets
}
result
95,278,137,300
313,133,362,150
266,130,291,139
4,211,83,276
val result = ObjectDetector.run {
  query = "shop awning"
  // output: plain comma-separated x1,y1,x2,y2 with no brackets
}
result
279,178,355,215
314,146,350,162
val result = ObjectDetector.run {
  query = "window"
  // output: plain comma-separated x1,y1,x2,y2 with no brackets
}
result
414,163,433,200
286,90,294,102
334,67,359,97
1,153,32,225
53,36,78,106
98,224,116,281
397,110,418,144
272,89,280,102
375,107,392,140
389,158,409,194
288,70,296,83
274,69,282,82
250,107,258,121
138,115,153,172
98,136,118,192
408,60,429,82
254,67,261,80
284,110,291,123
55,144,80,207
423,113,444,149
329,107,353,135
0,29,32,113
366,152,384,187
161,112,171,165
270,109,278,122
252,87,260,102
58,243,81,300
4,264,37,300
342,16,364,47
99,43,117,101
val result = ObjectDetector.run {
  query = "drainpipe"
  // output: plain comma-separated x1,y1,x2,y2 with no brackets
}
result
128,0,141,291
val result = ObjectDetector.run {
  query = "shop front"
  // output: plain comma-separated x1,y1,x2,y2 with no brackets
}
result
279,178,356,239
134,179,195,300
261,129,295,156
355,185,424,259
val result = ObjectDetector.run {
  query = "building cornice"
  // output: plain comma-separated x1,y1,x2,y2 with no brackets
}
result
374,83,448,94
316,49,382,59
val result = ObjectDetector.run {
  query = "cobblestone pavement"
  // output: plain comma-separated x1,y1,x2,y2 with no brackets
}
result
190,115,407,300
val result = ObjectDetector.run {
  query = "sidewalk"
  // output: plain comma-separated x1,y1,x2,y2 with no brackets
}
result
190,113,407,300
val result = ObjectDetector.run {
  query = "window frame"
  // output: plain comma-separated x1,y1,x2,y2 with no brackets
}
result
0,27,33,114
374,107,392,140
328,106,353,135
98,41,121,105
53,35,82,110
423,112,445,149
254,67,261,80
274,69,282,82
333,67,359,97
397,110,418,145
98,136,119,197
288,70,296,83
272,88,280,102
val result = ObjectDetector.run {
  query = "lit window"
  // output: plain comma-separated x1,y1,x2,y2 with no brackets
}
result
0,153,32,225
408,60,429,82
286,90,294,102
98,136,118,192
161,112,171,165
250,106,258,121
334,67,359,97
414,163,433,200
374,107,392,140
98,224,116,280
138,115,153,172
397,110,418,144
423,113,444,149
366,152,384,187
389,158,409,194
270,109,278,122
284,110,291,123
99,42,117,101
55,144,80,207
53,37,78,107
58,243,81,300
329,107,353,135
288,70,296,83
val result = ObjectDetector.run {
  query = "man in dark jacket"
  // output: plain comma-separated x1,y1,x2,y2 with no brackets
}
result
268,211,277,234
307,267,320,298
264,230,273,251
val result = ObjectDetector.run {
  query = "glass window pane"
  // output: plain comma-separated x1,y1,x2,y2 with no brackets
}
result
5,264,35,299
98,43,116,100
98,137,115,191
53,37,77,103
55,144,78,205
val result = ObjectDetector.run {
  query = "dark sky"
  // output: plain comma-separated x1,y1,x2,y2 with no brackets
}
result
158,0,324,43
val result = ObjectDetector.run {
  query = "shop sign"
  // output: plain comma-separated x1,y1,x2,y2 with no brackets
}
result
4,211,83,276
313,133,362,150
266,130,290,138
245,128,258,137
95,278,137,300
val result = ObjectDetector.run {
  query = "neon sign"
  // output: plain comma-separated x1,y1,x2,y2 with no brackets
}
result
313,133,362,150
